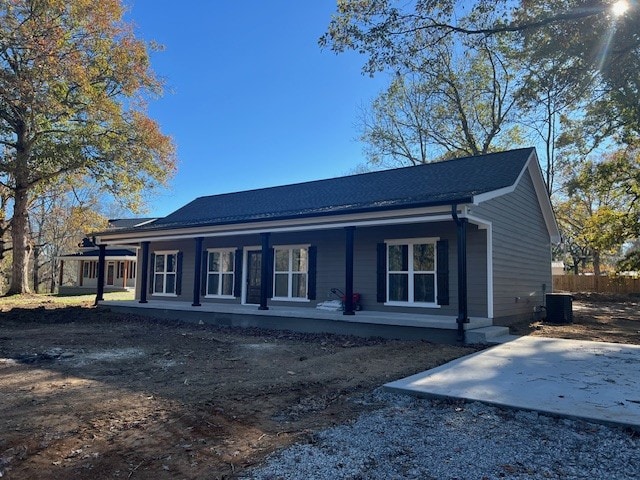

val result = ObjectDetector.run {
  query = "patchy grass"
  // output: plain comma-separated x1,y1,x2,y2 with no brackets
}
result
0,291,134,309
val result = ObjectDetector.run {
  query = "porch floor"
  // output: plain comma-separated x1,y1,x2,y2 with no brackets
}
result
99,299,492,342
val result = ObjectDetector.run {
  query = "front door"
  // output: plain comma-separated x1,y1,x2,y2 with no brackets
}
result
246,251,262,304
106,262,115,286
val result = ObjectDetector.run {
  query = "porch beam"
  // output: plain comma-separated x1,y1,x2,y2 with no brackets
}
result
139,241,150,303
259,232,270,310
344,226,355,315
94,244,106,305
192,237,204,306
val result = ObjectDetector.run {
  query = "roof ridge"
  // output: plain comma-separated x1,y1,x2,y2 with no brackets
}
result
190,147,536,201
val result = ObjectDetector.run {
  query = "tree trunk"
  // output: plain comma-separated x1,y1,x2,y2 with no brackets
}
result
7,187,32,295
593,251,601,276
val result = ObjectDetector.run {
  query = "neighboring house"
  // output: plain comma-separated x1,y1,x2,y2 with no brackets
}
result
94,148,560,342
58,218,156,294
552,261,566,275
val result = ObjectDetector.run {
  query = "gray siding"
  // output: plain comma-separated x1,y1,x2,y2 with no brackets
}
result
131,221,489,318
473,168,552,323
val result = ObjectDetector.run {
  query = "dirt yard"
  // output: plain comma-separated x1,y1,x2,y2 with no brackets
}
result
0,297,475,479
1,294,639,479
510,293,640,345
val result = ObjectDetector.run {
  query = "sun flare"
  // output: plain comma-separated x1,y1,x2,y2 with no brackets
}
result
612,0,630,17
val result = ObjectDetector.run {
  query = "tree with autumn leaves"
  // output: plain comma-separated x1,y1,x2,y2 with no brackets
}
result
0,0,175,294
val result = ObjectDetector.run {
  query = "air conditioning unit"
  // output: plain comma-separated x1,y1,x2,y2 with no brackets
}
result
545,294,573,324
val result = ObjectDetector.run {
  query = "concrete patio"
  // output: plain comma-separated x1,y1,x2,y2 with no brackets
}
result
385,335,640,429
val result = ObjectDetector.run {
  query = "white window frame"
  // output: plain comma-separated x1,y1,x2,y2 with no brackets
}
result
205,248,236,298
152,250,178,296
385,237,439,308
272,244,310,302
83,261,97,279
128,261,136,280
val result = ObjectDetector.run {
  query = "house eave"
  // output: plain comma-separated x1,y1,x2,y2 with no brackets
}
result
472,149,560,243
96,200,475,245
57,255,137,261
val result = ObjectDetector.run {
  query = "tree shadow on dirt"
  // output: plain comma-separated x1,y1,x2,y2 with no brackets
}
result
0,304,473,479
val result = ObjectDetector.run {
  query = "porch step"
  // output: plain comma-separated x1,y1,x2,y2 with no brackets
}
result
465,326,515,345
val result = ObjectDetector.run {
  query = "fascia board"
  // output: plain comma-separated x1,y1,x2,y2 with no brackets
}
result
95,205,465,245
472,150,561,244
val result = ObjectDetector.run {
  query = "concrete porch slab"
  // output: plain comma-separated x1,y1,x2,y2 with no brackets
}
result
98,299,492,343
384,336,640,429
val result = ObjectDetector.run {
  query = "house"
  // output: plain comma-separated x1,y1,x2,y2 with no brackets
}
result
94,148,559,342
552,261,566,276
57,218,156,294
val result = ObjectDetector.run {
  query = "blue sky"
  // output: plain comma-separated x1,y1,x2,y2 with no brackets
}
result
125,1,389,217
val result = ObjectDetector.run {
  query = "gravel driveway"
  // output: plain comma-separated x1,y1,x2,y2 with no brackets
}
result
246,390,640,479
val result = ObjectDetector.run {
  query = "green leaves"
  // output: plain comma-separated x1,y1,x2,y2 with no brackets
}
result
556,148,640,273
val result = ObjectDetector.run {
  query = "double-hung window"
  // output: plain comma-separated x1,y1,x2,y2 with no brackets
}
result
153,251,177,295
83,261,97,279
273,246,308,300
206,249,235,297
387,238,437,305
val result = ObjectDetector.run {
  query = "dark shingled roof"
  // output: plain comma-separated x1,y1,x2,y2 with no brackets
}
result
108,218,158,229
144,148,535,231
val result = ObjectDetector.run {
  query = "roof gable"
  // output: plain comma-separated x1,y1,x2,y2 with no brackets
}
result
152,148,535,229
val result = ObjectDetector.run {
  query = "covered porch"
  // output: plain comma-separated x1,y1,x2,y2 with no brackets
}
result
99,298,497,344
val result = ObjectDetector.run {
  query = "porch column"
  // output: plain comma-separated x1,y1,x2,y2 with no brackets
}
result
192,237,204,307
139,241,150,304
344,226,355,315
123,261,128,288
94,244,106,305
259,232,270,310
452,205,469,342
58,260,64,290
79,260,84,287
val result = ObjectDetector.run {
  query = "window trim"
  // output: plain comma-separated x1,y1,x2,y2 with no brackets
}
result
384,237,440,308
272,244,310,302
128,261,136,279
204,248,236,299
83,261,97,279
152,250,179,297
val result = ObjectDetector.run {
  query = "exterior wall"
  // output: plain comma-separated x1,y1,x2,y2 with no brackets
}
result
472,168,552,324
61,259,135,291
136,221,489,319
352,222,486,317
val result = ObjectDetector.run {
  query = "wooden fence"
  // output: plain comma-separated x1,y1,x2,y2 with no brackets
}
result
553,275,640,294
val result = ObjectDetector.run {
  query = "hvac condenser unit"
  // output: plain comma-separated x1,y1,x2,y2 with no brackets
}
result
545,293,573,324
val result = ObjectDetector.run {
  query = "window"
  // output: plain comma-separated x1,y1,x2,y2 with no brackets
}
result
273,247,308,299
83,261,97,279
206,249,235,297
153,252,177,295
387,239,437,304
117,261,125,278
128,261,136,279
